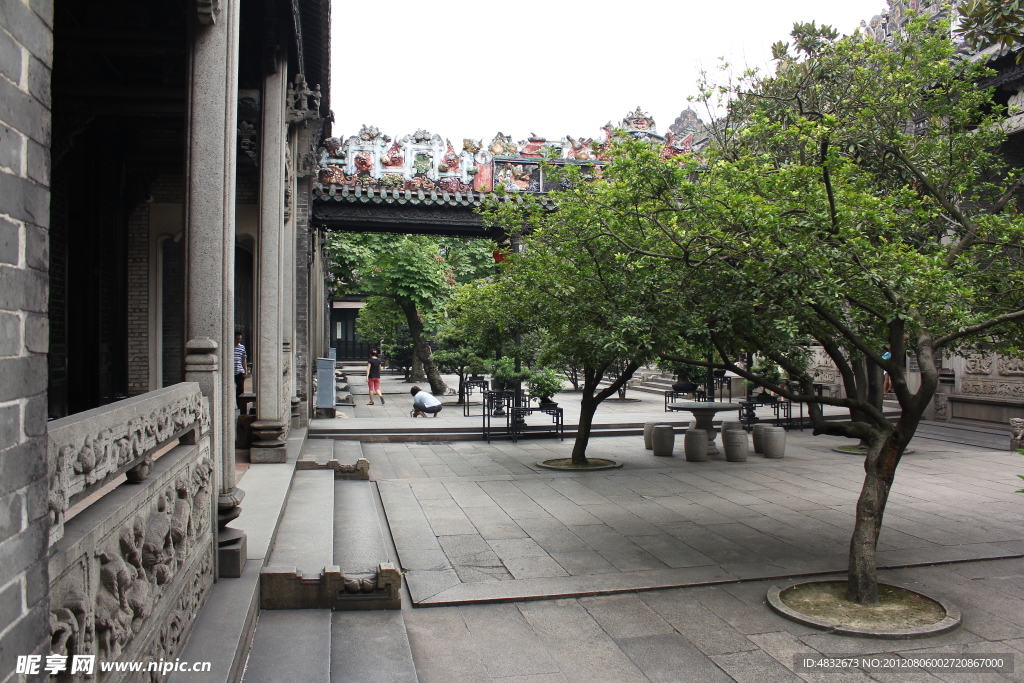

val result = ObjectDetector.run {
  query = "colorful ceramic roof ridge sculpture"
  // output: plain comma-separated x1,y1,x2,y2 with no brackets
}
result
314,107,709,195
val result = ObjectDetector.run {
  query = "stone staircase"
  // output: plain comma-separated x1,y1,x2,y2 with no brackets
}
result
241,438,417,683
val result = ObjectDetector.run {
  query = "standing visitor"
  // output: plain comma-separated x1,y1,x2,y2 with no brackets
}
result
366,349,385,405
410,386,442,418
234,332,249,411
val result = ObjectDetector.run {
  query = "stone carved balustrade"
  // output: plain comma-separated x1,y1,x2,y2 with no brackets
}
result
48,383,211,546
48,383,215,682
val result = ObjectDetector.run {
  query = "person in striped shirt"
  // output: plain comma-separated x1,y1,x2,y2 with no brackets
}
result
234,332,249,411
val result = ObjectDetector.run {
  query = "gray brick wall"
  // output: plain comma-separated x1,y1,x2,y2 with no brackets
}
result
126,201,150,395
0,3,53,680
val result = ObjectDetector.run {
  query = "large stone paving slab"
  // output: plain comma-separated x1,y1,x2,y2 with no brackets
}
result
375,432,1024,605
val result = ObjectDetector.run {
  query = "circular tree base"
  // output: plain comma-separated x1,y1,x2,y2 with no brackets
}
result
767,580,960,639
536,458,623,471
832,445,914,455
603,398,642,402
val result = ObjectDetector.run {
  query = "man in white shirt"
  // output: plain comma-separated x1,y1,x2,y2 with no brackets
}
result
410,386,442,418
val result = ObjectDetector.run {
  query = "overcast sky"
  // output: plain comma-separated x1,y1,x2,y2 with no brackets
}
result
329,0,889,145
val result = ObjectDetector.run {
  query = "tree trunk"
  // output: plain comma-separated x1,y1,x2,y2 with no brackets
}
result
410,354,425,382
571,392,598,465
569,361,640,465
846,428,907,604
457,370,466,404
400,301,446,396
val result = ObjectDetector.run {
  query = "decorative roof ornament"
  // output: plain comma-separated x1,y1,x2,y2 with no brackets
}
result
489,132,518,157
357,124,386,142
287,74,322,124
622,106,657,134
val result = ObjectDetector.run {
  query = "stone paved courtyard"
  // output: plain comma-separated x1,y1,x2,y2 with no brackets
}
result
364,432,1023,606
292,371,1024,682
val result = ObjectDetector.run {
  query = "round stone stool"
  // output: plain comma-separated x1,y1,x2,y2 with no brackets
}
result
683,428,707,462
643,422,660,450
651,425,675,457
762,426,787,458
752,424,769,454
721,420,743,435
723,429,749,462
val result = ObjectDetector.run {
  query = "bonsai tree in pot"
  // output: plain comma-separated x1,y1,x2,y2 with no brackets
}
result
526,368,564,407
745,364,784,402
490,356,530,392
660,360,706,393
468,356,487,380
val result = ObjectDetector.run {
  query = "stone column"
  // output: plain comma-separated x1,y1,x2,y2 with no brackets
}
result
251,56,289,463
183,0,244,573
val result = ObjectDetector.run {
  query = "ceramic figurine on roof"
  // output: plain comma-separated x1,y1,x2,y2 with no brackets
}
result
489,133,518,157
520,134,547,158
565,135,594,160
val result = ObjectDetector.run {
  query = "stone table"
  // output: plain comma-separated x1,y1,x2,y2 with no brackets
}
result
667,402,738,455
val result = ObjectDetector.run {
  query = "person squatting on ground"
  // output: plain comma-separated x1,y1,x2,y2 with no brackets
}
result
366,349,385,405
410,386,442,418
234,332,249,411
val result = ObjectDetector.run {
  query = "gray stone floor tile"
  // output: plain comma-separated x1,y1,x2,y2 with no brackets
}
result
631,533,717,568
488,537,550,560
459,603,561,679
547,549,620,576
464,505,530,540
420,497,479,535
330,610,418,683
691,585,795,636
578,593,675,638
516,600,651,683
243,610,330,683
596,545,671,572
503,554,570,579
404,606,490,683
638,589,760,656
615,633,733,683
711,649,804,682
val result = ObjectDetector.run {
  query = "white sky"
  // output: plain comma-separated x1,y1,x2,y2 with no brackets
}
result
329,0,889,145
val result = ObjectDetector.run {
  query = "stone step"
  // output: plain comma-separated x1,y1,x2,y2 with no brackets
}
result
330,611,418,683
265,469,335,577
302,438,334,465
335,392,355,406
242,610,332,683
334,480,390,576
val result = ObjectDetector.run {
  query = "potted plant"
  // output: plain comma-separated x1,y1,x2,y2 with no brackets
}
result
661,361,706,393
745,364,784,402
468,356,487,381
490,356,530,391
526,368,564,407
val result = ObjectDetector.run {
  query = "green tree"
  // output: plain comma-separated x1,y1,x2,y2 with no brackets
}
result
528,20,1024,603
327,234,496,396
483,188,669,465
956,0,1024,59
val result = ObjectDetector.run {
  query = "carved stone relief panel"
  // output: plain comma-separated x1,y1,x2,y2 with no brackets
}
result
998,356,1024,377
960,379,1024,398
963,353,994,375
933,394,949,421
49,443,214,682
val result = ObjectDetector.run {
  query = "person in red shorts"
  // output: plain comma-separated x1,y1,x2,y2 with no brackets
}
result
366,349,384,405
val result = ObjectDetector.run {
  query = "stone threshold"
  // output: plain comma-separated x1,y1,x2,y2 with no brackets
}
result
407,542,1024,607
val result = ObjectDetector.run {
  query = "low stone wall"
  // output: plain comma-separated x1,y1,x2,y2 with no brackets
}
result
47,384,215,682
48,384,210,546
